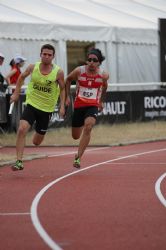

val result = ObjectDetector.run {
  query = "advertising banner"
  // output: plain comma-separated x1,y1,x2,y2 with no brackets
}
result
132,90,166,121
5,89,166,132
97,92,132,124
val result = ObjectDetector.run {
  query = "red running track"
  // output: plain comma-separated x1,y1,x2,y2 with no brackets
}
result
0,141,166,250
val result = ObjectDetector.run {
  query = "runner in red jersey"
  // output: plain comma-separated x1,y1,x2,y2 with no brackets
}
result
65,48,109,168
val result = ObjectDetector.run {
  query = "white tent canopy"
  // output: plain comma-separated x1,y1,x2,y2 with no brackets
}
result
0,0,164,41
0,0,166,84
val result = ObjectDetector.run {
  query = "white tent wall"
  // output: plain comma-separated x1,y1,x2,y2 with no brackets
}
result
117,42,159,83
112,27,160,83
0,0,166,85
96,26,160,83
95,42,108,72
0,38,60,83
56,40,67,77
0,33,159,85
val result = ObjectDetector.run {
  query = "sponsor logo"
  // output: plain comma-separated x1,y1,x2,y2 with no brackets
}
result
144,96,166,118
88,81,92,86
46,80,52,86
144,96,166,108
33,83,51,93
98,101,127,115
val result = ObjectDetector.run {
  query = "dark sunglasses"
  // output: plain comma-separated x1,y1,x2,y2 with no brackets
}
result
87,58,99,63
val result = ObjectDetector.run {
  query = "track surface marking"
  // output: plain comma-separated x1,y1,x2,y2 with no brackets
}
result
0,141,166,250
31,146,166,250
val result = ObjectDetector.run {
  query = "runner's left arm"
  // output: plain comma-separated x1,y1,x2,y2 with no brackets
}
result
65,67,80,106
99,72,109,111
57,69,66,118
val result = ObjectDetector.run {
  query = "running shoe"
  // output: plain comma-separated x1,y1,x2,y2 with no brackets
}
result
73,155,81,169
12,160,24,171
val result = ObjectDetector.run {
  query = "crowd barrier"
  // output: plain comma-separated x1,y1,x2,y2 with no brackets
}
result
1,83,166,132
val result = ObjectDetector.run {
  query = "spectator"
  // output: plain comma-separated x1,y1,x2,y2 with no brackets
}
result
6,55,26,85
0,52,5,66
0,53,6,92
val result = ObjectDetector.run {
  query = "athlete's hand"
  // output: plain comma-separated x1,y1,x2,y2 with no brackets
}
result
10,92,19,103
59,105,66,119
98,102,104,112
65,95,71,107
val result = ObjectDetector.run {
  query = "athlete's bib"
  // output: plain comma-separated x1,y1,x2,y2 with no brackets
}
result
78,87,98,100
74,65,104,108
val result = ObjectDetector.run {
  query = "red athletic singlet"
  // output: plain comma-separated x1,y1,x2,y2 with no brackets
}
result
10,65,21,84
74,65,105,108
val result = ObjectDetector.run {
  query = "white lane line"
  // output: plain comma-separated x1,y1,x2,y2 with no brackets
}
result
31,147,166,250
48,147,107,158
155,173,166,207
0,148,106,220
105,162,166,165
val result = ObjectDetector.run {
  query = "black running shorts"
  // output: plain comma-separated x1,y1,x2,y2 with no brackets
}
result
21,104,52,135
72,106,98,127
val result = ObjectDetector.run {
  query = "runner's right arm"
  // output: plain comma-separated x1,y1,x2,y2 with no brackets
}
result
65,67,80,106
10,64,34,103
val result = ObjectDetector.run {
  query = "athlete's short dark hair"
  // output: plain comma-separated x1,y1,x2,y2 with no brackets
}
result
87,48,105,64
41,44,55,56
